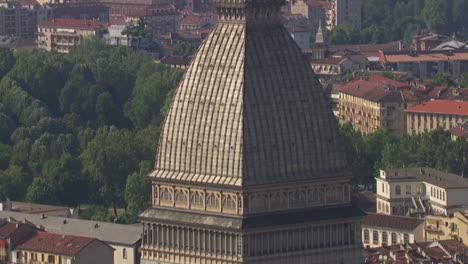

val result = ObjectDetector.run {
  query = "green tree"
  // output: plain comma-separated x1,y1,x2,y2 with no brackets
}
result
0,165,31,200
423,0,452,34
460,73,468,88
0,47,15,79
26,178,56,204
124,161,151,215
173,41,198,56
80,126,143,216
430,73,456,87
0,144,11,170
42,153,87,207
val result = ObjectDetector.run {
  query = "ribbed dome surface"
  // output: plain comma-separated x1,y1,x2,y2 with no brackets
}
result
150,19,350,186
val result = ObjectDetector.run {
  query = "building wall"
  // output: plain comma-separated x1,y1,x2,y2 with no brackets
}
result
11,250,73,264
112,243,137,264
0,5,37,39
334,0,361,29
406,112,466,135
37,26,98,53
75,240,114,264
289,31,310,50
425,212,468,243
362,225,423,248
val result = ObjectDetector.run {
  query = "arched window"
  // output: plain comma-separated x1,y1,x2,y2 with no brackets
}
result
373,231,379,245
391,233,397,245
160,189,172,201
403,234,409,244
395,185,401,195
191,192,203,205
206,194,219,207
123,248,127,259
363,229,369,243
222,196,236,209
175,191,187,203
382,232,388,246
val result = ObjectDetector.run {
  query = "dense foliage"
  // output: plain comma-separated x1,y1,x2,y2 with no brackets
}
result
340,123,468,186
0,39,183,223
324,0,468,45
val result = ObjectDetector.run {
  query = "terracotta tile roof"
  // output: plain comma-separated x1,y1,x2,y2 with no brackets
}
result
383,51,468,63
38,19,107,29
0,222,19,237
336,75,418,103
328,41,406,53
304,0,331,9
16,231,96,256
449,122,468,138
404,100,468,116
285,25,309,33
311,57,345,65
180,15,203,26
362,213,424,231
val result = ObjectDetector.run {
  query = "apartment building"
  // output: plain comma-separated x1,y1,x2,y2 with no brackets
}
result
376,168,468,218
37,18,107,53
405,100,468,135
362,213,424,248
337,75,422,135
331,0,361,29
425,211,468,243
0,1,36,39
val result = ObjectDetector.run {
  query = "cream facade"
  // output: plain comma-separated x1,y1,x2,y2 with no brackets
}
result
376,168,468,217
12,240,114,264
362,224,424,248
36,20,104,53
406,110,467,135
425,211,468,243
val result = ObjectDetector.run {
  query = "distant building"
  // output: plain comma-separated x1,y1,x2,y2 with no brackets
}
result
126,6,179,35
364,240,468,264
380,50,468,79
404,100,468,135
336,75,421,135
0,211,142,264
285,25,310,50
94,0,172,24
0,221,37,263
36,18,107,53
0,200,78,218
52,2,109,22
449,122,468,140
290,0,328,32
425,211,468,244
0,1,37,39
376,168,468,217
362,213,424,248
330,0,361,30
12,231,114,264
311,57,354,76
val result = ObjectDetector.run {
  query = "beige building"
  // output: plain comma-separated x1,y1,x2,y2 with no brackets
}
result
376,168,468,218
405,100,468,135
0,211,141,264
138,0,364,261
12,231,114,264
362,213,424,248
37,18,107,53
425,211,468,243
337,75,420,135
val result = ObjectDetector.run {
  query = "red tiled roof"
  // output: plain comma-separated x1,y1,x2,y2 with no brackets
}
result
336,75,417,103
362,213,424,231
180,15,203,26
127,6,179,16
383,51,468,63
304,0,331,9
0,222,19,237
328,41,406,53
16,231,96,256
449,122,468,138
311,57,345,65
404,100,468,116
38,19,107,29
285,25,309,33
15,0,39,6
